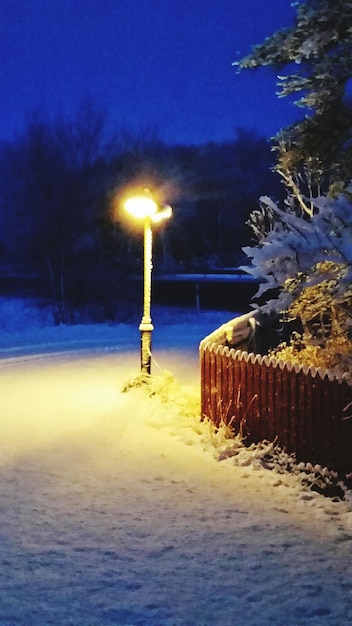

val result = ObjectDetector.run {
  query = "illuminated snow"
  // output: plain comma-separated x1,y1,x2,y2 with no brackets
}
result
0,298,352,624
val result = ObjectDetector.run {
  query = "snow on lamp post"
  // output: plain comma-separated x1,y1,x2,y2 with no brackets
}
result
124,191,172,375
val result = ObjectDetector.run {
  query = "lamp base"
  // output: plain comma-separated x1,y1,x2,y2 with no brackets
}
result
140,329,153,375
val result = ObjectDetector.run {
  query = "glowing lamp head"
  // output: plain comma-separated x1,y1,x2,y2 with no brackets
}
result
150,204,172,223
124,195,158,219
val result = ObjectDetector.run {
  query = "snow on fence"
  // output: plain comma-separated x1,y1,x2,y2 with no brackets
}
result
199,312,352,474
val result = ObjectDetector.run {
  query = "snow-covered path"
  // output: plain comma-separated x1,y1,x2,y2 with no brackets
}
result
0,343,352,626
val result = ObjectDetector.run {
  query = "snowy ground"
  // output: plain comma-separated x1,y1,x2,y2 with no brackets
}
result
0,297,352,625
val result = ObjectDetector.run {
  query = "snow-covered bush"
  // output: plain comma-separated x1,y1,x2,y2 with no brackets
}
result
0,297,52,331
243,194,352,375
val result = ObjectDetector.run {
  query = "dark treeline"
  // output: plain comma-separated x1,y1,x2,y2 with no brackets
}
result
0,106,282,324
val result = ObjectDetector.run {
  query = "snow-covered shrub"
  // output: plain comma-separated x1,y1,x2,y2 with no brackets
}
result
243,194,352,375
0,297,52,331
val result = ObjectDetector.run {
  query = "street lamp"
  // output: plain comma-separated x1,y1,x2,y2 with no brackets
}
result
124,190,172,375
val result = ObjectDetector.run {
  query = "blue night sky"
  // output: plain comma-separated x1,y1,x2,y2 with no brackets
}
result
1,0,297,145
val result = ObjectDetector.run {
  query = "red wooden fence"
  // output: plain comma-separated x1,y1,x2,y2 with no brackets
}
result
200,316,352,474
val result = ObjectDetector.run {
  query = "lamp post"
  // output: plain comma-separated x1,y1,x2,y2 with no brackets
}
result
124,191,172,375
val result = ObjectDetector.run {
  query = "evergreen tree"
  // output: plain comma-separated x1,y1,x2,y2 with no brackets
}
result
236,0,352,209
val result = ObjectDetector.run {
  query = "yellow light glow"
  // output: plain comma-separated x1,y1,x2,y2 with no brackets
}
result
124,195,158,219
